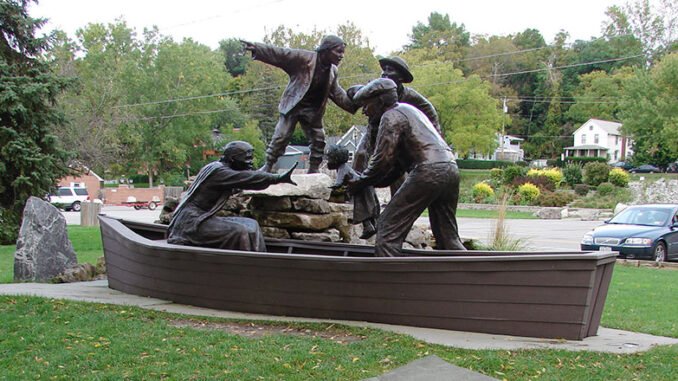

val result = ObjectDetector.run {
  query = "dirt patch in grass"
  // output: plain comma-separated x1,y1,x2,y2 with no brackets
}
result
169,319,366,344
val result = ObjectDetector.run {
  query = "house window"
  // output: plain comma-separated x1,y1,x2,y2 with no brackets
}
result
581,134,586,144
589,125,594,131
615,136,619,145
614,150,618,160
594,134,599,144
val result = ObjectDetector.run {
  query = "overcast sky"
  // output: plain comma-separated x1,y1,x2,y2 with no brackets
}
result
30,0,625,55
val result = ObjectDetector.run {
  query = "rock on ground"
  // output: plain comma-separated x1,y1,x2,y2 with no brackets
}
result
14,196,77,282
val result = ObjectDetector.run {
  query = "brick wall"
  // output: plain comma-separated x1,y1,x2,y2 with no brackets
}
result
58,173,102,199
101,185,165,205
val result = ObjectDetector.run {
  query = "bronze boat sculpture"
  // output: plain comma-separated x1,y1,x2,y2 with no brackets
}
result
99,215,616,340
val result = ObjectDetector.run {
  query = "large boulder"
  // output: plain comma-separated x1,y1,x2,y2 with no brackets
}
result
243,174,333,200
14,196,77,282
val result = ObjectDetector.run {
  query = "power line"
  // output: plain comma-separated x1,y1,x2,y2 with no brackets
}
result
109,54,643,119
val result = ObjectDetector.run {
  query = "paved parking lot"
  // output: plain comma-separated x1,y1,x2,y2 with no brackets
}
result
64,206,603,252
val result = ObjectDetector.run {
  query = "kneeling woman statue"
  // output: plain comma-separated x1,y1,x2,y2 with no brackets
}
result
168,141,296,251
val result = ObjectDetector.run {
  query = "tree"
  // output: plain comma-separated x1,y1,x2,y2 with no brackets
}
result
564,68,634,125
124,38,238,187
406,12,470,65
0,0,72,243
619,52,678,167
603,0,677,65
218,38,249,77
411,61,504,158
51,20,145,175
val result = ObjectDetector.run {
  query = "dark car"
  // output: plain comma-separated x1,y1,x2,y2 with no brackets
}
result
611,161,633,171
581,204,678,262
630,164,661,173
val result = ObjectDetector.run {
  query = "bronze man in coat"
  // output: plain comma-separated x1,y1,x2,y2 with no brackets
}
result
348,78,466,257
241,36,358,173
168,141,296,251
349,56,443,238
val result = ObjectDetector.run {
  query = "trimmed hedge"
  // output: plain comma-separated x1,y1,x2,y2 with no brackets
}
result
457,159,526,169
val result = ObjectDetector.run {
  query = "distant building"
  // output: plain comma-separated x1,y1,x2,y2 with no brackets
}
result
58,165,104,199
493,134,524,162
276,145,309,170
563,119,633,163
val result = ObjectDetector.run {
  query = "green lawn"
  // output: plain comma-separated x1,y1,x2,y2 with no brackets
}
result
0,228,676,379
0,265,676,380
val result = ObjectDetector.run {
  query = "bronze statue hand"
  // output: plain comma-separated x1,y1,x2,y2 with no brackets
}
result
346,177,364,195
278,162,298,185
240,40,255,52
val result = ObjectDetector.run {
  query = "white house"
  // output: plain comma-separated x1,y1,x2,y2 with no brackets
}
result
563,119,633,163
493,134,524,162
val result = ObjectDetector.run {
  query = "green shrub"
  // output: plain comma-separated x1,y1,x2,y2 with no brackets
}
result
562,163,583,187
583,162,611,186
472,182,495,203
574,184,590,196
608,168,630,187
503,165,527,184
570,187,633,209
566,156,608,165
597,182,616,196
537,191,576,207
489,168,503,187
517,183,541,205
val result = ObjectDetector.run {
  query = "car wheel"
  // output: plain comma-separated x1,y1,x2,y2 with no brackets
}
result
148,201,157,211
71,201,81,212
653,241,667,263
133,205,142,210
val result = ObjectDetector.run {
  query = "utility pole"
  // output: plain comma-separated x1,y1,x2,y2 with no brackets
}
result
500,97,507,159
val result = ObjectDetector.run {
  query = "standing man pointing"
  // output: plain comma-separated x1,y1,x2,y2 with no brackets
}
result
241,35,358,173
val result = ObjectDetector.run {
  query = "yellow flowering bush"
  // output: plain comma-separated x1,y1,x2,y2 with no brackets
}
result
517,182,541,205
472,182,495,203
527,168,563,189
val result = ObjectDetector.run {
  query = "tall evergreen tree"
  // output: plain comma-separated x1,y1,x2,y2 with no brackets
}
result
0,0,72,243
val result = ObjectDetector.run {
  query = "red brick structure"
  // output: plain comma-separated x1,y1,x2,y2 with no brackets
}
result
101,185,165,205
58,167,103,199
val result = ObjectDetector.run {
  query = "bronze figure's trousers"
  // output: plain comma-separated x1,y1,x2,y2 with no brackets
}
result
266,107,325,167
375,162,465,257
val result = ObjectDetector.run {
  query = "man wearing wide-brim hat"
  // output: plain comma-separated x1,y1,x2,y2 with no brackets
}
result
378,56,440,133
352,56,441,182
347,78,465,257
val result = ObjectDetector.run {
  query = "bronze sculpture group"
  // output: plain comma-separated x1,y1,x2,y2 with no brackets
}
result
168,35,465,256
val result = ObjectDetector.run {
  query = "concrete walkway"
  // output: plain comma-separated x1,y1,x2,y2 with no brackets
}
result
2,280,676,354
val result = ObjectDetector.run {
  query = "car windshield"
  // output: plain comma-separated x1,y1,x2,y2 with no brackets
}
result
609,208,669,226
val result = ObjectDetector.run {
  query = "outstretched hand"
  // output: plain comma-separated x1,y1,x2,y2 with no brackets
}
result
240,40,255,51
278,162,298,185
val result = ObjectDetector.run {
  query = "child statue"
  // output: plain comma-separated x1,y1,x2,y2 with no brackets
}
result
325,144,378,239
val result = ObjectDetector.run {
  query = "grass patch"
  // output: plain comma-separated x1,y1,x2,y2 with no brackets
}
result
455,209,536,219
0,288,676,380
0,226,102,284
602,265,678,337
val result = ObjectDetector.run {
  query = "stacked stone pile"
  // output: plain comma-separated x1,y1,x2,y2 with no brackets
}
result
241,174,354,243
630,178,678,204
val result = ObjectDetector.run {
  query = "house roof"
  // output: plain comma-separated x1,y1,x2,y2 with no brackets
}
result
578,118,623,135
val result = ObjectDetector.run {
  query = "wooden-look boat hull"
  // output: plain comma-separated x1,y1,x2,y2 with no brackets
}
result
99,215,616,340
